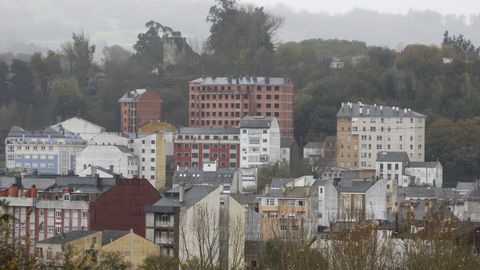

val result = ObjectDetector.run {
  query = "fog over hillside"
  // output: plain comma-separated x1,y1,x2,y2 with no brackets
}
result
1,0,480,57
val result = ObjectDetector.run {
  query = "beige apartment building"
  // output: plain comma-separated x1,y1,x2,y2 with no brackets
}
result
336,102,426,170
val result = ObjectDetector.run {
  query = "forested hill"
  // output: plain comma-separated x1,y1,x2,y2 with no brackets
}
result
1,0,480,184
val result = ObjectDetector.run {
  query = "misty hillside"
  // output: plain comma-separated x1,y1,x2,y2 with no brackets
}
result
1,0,480,56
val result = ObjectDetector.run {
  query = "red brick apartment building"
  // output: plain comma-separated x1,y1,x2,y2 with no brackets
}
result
188,77,294,139
119,89,162,133
173,127,240,169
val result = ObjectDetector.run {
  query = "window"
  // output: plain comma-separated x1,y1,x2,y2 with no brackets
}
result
151,149,155,153
266,198,275,206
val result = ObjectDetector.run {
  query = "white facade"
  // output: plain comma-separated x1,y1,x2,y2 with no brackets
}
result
51,117,105,141
5,126,86,175
337,102,426,170
75,145,138,178
375,161,407,186
240,117,281,168
353,115,424,169
365,179,387,220
90,132,162,187
317,181,338,227
405,162,443,188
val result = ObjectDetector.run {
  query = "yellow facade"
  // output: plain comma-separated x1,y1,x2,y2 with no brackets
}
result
336,117,359,169
138,121,176,190
101,231,160,268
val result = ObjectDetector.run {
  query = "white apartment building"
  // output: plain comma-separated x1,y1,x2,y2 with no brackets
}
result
337,102,426,170
5,126,86,175
240,116,281,168
89,132,165,188
75,145,138,178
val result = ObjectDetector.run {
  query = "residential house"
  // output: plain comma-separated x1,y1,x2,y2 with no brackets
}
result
405,161,443,187
75,145,138,178
337,179,387,221
36,230,159,268
172,161,242,193
240,116,281,168
258,176,316,240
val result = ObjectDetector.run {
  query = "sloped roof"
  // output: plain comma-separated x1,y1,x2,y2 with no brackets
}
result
178,127,240,135
0,176,56,190
37,231,97,244
6,126,79,139
407,162,441,168
119,89,161,102
376,151,409,163
147,185,216,211
173,167,237,186
240,116,275,129
337,179,374,193
304,142,323,149
101,230,129,245
456,182,475,191
337,102,426,118
190,77,289,86
270,178,294,188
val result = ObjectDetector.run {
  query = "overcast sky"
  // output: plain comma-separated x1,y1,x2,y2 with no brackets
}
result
0,0,479,56
248,0,480,15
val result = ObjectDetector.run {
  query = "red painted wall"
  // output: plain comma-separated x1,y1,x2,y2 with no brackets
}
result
88,178,161,237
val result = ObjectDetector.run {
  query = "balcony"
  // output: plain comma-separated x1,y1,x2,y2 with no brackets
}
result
155,220,174,228
155,237,174,245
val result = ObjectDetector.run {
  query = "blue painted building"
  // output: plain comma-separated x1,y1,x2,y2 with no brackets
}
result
5,126,87,175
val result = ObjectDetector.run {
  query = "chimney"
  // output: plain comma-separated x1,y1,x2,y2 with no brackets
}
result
380,105,383,110
8,186,19,198
30,185,37,198
14,175,22,188
91,166,97,176
179,183,185,203
281,185,287,193
265,184,271,194
359,107,363,114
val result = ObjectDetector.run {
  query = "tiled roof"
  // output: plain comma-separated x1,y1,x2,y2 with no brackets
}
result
304,142,323,149
270,178,294,188
337,102,426,118
6,126,80,139
337,179,374,193
376,151,409,163
456,182,475,191
190,77,289,86
240,116,275,129
37,230,97,244
119,89,161,102
407,162,441,168
178,127,240,135
173,167,237,186
101,230,129,245
147,185,216,211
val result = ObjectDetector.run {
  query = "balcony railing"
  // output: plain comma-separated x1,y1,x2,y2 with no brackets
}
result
155,220,174,228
